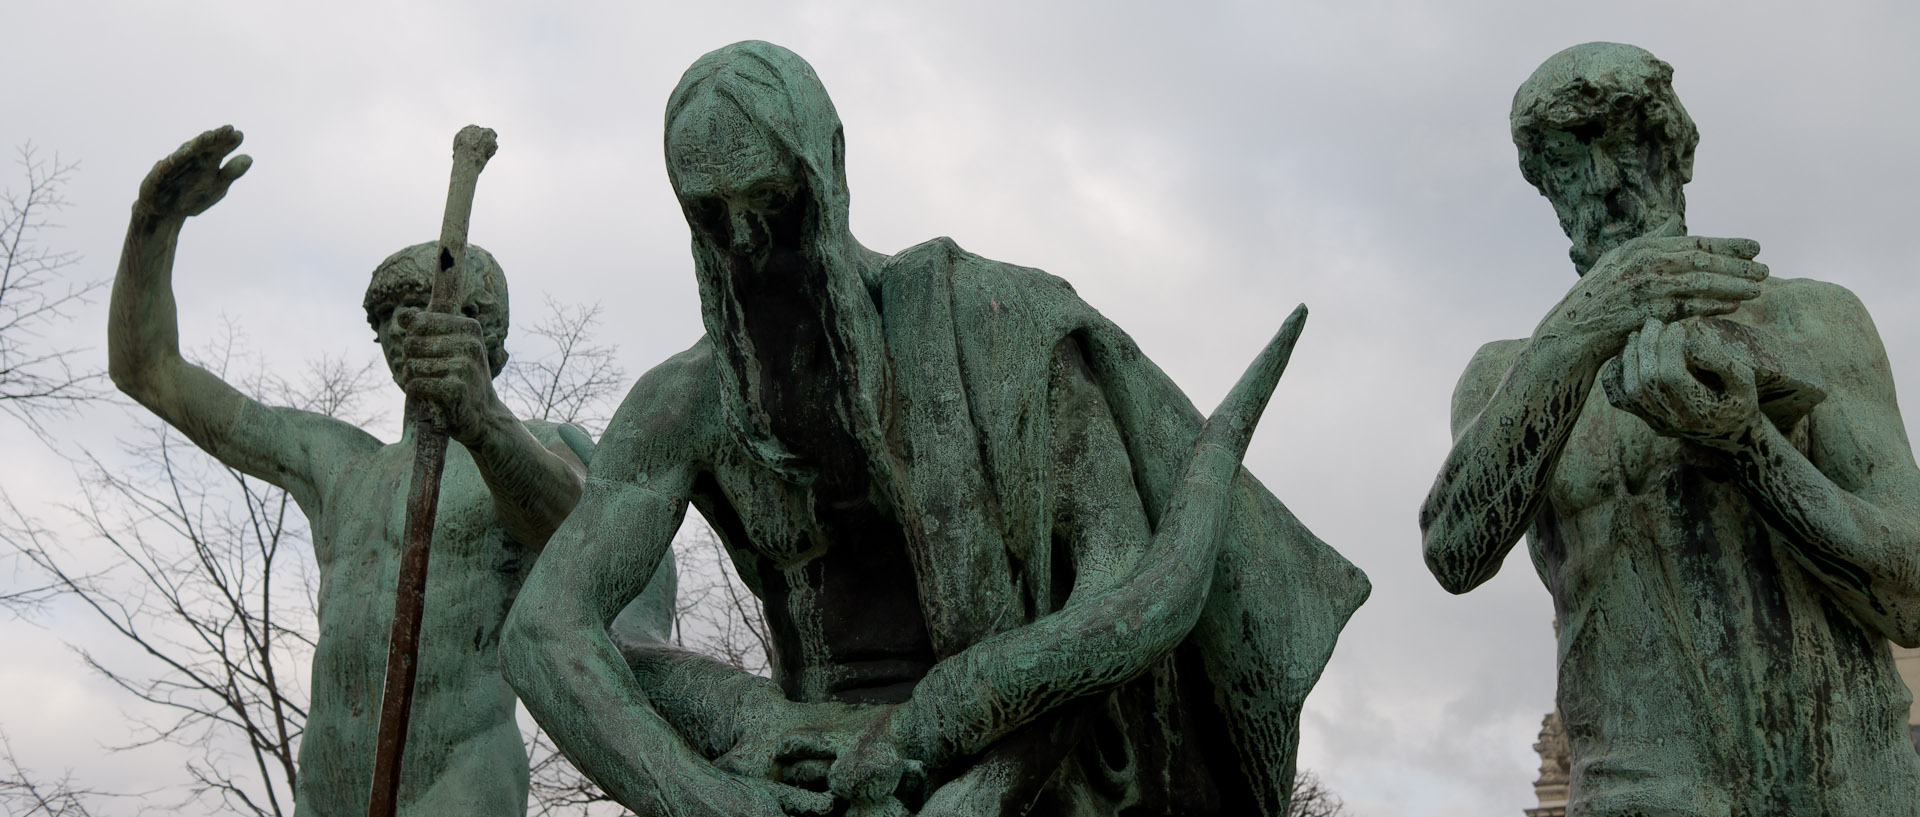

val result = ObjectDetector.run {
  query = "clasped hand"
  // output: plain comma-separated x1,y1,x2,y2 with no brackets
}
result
1607,317,1761,451
400,311,500,445
1546,233,1768,360
701,700,925,816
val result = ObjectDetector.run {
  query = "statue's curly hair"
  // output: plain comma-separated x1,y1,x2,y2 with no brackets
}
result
1511,42,1698,194
362,242,510,376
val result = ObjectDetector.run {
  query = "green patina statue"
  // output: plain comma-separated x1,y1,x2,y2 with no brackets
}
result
107,127,676,816
1421,42,1920,816
501,41,1367,817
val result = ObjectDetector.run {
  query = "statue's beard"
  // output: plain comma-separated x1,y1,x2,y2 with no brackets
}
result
1563,185,1684,275
712,242,893,488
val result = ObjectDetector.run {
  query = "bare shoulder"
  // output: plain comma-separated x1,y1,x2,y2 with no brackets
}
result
587,338,721,482
234,402,384,507
1757,277,1892,378
1761,276,1872,319
1450,338,1528,435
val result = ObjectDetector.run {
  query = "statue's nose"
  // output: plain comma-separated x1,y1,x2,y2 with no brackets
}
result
1588,150,1622,192
730,210,764,255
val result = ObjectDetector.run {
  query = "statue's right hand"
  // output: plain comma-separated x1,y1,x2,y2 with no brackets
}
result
1545,234,1767,359
134,126,251,223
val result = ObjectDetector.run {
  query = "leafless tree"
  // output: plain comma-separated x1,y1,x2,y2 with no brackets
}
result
1287,768,1350,817
1,296,633,816
0,144,102,435
0,730,117,816
670,525,772,676
3,340,378,817
499,298,626,437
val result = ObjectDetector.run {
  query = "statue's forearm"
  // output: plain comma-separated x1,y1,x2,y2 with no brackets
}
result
889,441,1246,770
1729,419,1920,642
620,641,787,758
108,211,189,400
464,410,584,550
1421,333,1600,593
504,597,717,808
888,544,1208,769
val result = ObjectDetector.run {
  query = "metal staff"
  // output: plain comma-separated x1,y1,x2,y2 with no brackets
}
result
367,125,498,817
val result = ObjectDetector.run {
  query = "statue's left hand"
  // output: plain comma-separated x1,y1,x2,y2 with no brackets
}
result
828,713,926,816
400,310,501,445
715,698,887,790
1608,317,1761,450
135,126,251,223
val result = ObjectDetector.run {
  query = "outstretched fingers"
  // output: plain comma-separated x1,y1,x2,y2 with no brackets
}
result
140,126,251,219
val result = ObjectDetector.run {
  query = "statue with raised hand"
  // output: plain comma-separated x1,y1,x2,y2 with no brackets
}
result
1420,43,1920,815
501,41,1368,817
108,126,675,816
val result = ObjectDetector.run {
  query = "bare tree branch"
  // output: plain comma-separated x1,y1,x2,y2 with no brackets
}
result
0,143,103,436
0,344,371,817
1286,769,1350,817
0,729,130,816
498,298,625,437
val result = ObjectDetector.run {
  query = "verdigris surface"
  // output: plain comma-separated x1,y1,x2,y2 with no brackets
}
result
1420,42,1920,816
502,41,1368,817
108,128,676,816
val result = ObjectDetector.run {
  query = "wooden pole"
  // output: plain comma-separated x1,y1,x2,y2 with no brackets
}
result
367,125,498,817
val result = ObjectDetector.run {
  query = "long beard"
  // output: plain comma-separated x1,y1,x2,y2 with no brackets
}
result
1564,186,1684,274
703,242,896,488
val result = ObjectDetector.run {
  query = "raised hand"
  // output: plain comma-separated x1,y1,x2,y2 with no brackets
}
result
134,126,251,222
1543,235,1768,361
1606,317,1761,450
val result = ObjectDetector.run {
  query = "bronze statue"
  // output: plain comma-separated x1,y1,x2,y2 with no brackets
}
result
502,41,1366,817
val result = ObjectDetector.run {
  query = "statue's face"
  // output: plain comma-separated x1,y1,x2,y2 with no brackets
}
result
367,281,499,388
1533,117,1685,273
667,98,805,264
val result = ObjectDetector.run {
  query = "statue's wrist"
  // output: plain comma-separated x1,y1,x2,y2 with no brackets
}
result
1701,413,1769,457
883,703,935,767
128,202,183,235
462,397,516,446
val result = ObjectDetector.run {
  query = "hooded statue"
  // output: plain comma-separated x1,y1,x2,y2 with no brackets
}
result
504,41,1368,817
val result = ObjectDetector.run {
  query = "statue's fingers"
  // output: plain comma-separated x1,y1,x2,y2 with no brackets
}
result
1657,250,1767,282
1681,322,1754,391
1667,235,1761,261
220,154,252,183
1704,236,1762,261
1662,273,1762,309
1618,329,1644,407
769,783,835,816
406,311,484,338
1656,321,1693,398
778,758,831,788
1637,319,1665,411
774,729,840,762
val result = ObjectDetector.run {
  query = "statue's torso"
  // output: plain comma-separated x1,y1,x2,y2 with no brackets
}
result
295,431,537,816
1530,282,1919,815
699,434,937,706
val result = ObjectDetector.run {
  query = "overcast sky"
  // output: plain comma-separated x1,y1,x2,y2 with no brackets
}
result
3,2,1917,815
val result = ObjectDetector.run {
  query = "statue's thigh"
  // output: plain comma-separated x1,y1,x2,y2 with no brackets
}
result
401,726,531,817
